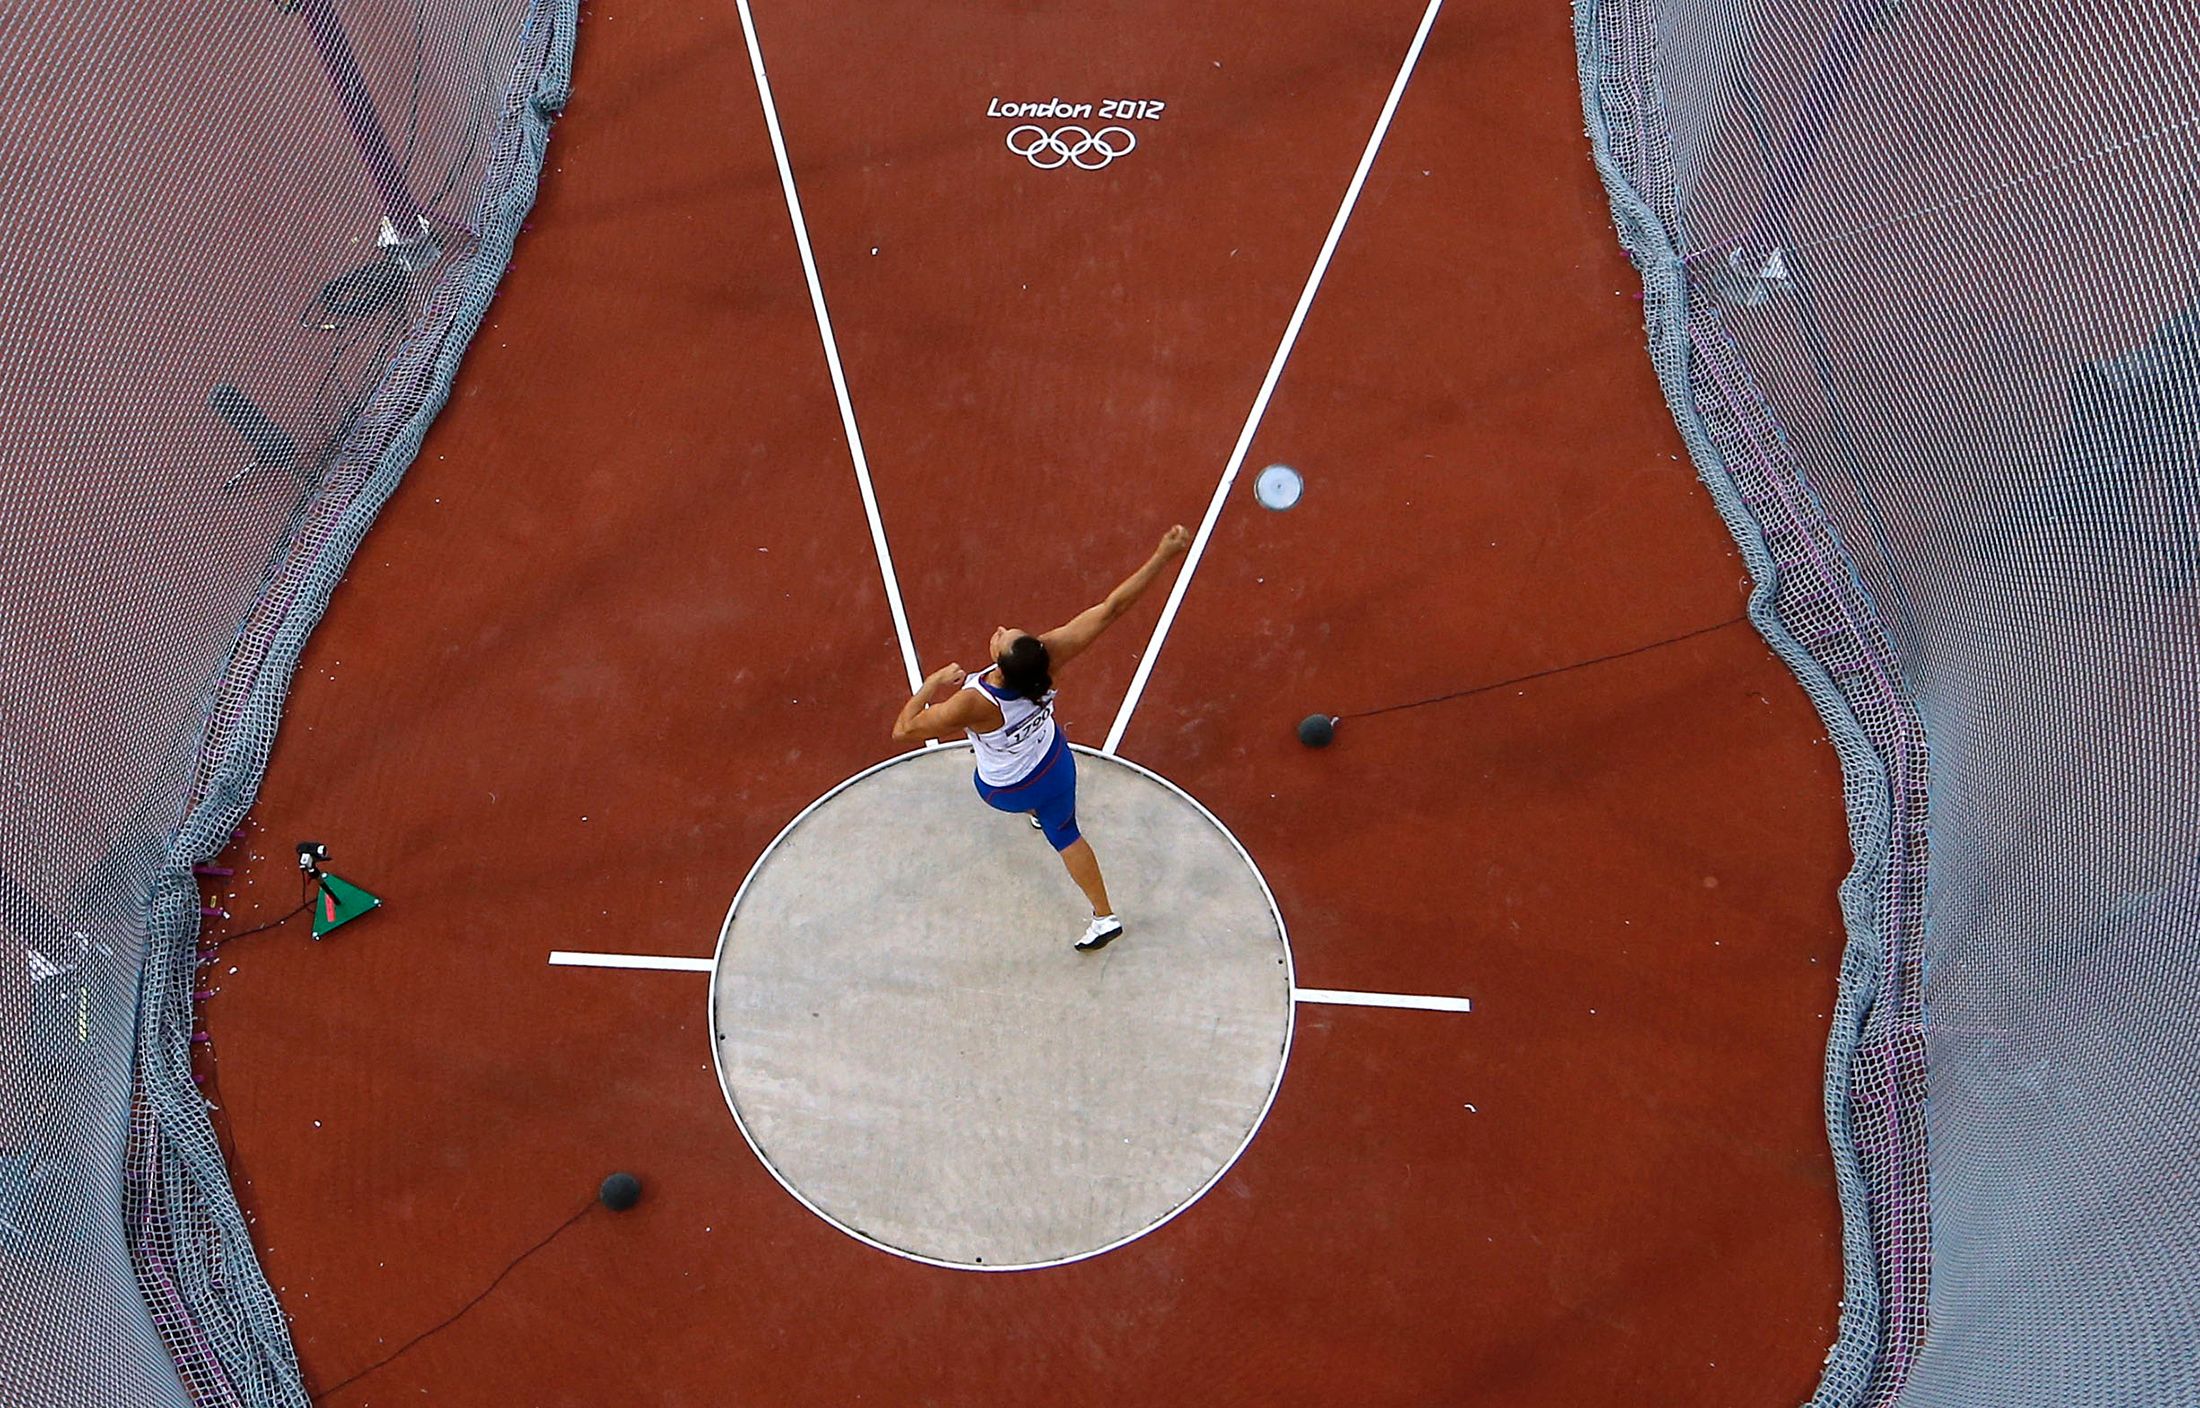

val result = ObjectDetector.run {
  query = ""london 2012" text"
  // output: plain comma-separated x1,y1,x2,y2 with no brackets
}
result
985,97,1166,121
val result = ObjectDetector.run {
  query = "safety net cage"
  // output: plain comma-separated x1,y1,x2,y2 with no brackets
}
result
1577,1,2200,1405
0,1,573,1403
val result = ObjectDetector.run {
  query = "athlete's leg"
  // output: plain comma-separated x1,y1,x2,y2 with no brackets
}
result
1057,837,1113,917
1005,743,1120,946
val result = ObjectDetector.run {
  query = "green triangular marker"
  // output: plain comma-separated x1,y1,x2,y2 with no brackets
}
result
312,873,381,939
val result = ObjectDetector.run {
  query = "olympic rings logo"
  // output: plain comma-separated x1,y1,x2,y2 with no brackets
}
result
1004,124,1138,171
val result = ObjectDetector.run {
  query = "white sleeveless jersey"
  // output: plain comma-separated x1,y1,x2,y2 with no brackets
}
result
963,672,1058,785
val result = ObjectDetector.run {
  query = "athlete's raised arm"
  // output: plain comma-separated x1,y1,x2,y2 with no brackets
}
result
1040,525,1191,670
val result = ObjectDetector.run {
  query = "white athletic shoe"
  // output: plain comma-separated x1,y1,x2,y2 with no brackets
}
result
1028,814,1045,831
1075,914,1124,952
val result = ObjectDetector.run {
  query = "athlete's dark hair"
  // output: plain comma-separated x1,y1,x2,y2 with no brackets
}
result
997,634,1053,702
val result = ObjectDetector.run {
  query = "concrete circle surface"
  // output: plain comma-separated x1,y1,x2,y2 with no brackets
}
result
709,743,1293,1269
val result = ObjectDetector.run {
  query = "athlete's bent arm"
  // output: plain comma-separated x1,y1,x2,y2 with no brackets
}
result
892,663,991,745
1041,524,1191,669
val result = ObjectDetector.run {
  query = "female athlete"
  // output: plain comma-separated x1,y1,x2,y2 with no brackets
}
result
891,525,1191,950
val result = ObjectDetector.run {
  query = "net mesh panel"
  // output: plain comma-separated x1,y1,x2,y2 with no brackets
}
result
1578,1,2200,1405
0,1,573,1402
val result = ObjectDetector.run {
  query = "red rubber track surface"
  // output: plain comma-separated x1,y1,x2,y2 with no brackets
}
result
201,2,1851,1403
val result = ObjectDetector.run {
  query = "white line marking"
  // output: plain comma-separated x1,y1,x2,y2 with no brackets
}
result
733,0,923,696
1102,0,1445,757
549,958,1467,1015
549,950,715,972
704,741,1298,1272
1293,987,1472,1014
550,955,1467,1016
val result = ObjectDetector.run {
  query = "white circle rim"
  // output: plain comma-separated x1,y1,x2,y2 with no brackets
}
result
707,740,1295,1273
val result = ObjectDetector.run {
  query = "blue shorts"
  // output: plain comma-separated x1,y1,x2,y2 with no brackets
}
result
973,732,1080,851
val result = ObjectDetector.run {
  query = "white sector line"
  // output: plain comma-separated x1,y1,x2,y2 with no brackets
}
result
548,951,1469,1013
1101,0,1446,757
572,12,1471,1024
733,0,924,696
